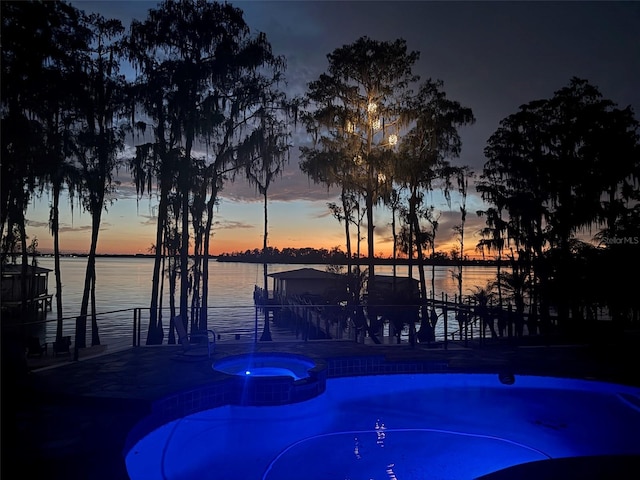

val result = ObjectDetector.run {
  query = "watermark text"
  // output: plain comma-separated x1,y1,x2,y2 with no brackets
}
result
601,236,639,245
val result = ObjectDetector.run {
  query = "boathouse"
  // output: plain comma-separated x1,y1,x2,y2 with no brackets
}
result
368,274,420,301
1,263,53,316
268,268,348,302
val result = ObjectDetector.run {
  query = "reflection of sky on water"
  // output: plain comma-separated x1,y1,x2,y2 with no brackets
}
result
36,257,501,344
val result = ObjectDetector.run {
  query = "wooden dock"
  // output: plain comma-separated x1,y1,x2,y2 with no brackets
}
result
254,285,573,348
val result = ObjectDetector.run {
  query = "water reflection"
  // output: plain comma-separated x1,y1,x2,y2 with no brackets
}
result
35,257,499,345
375,418,386,447
353,436,361,460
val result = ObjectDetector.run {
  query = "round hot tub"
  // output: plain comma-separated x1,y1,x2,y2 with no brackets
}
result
213,352,316,381
212,353,326,406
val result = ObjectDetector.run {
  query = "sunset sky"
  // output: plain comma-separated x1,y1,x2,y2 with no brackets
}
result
24,1,640,258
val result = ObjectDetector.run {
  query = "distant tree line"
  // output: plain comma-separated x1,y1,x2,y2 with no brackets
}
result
218,246,348,264
217,246,498,266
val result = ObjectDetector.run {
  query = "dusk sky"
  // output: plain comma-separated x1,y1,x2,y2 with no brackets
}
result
24,1,640,258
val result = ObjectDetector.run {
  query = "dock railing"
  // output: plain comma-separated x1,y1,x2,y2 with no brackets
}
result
8,296,628,371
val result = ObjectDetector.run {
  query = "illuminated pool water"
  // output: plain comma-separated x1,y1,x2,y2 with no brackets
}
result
125,374,640,480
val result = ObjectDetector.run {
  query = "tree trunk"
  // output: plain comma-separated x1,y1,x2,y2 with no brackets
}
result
19,218,29,323
190,214,203,332
52,184,65,341
341,190,352,275
365,188,375,288
77,188,104,350
180,136,193,330
200,185,219,333
168,239,178,344
412,210,429,342
90,268,100,346
146,186,169,345
260,189,272,341
391,201,397,279
407,187,417,280
431,233,436,300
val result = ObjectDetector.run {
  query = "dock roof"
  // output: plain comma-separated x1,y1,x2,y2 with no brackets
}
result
268,267,342,280
1,264,52,276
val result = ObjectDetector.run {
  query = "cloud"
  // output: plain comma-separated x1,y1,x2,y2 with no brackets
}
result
25,219,49,229
25,216,95,234
221,156,341,204
111,167,148,202
214,219,256,231
312,207,336,220
136,214,158,227
58,224,93,234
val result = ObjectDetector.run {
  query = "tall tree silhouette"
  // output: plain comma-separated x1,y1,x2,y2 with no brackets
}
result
75,13,127,350
37,4,90,343
300,37,418,343
301,37,419,290
1,2,47,321
127,0,286,342
480,77,639,330
240,92,295,341
476,206,508,309
1,1,89,331
396,79,474,310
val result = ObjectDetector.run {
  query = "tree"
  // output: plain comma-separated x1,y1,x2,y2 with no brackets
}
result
241,91,295,341
479,77,640,330
75,13,127,350
301,36,419,286
34,4,90,343
300,37,419,343
127,0,288,342
1,1,88,329
423,206,441,300
126,15,185,344
396,79,474,317
451,166,473,305
476,206,508,309
387,187,403,277
1,1,48,320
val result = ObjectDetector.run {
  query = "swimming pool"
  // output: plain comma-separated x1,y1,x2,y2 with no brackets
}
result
125,373,640,479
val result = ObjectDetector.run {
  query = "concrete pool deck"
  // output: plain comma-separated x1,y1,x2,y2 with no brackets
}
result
4,336,640,479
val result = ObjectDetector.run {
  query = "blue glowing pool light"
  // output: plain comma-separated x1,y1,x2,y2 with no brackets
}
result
126,373,640,480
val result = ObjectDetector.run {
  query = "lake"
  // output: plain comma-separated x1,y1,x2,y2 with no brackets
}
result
34,257,499,346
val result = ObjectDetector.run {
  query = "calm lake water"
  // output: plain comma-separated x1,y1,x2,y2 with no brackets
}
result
35,257,498,346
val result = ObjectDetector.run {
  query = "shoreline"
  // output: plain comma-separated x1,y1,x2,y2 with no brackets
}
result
33,253,504,267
